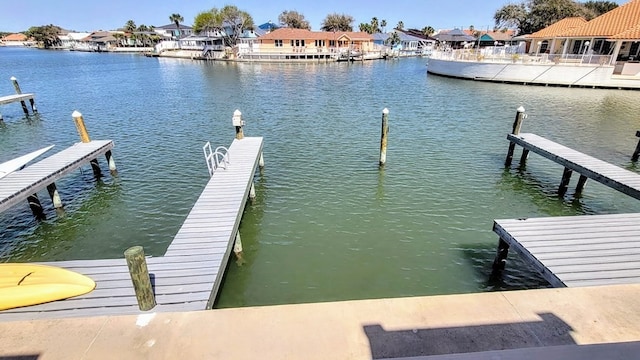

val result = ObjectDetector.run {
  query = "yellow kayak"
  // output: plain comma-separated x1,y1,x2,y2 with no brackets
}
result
0,263,96,311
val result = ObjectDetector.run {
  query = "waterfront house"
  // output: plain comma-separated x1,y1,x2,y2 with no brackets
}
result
432,29,476,49
527,0,640,74
57,32,92,50
245,28,375,61
0,33,35,47
466,30,516,47
372,31,433,56
155,24,193,40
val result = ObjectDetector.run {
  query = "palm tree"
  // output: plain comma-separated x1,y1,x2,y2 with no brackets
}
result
381,20,387,33
125,20,136,32
386,32,401,48
421,26,435,37
396,21,404,31
169,13,184,38
371,17,379,33
320,13,354,32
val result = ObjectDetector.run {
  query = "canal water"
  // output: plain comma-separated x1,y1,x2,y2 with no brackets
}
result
1,47,639,308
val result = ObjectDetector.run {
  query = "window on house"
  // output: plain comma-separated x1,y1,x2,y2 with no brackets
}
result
540,40,549,53
301,40,305,46
291,40,294,46
275,39,282,47
329,40,335,47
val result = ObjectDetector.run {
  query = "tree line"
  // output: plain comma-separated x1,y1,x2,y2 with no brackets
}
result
13,1,621,49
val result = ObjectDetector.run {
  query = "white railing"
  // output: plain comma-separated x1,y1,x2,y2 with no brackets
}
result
430,47,612,66
203,142,230,177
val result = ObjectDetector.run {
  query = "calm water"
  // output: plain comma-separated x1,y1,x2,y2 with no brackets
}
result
1,47,639,308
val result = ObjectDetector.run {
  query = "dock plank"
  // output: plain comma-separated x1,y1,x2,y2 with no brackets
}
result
493,213,640,288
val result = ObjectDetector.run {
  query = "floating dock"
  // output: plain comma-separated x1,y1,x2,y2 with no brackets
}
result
493,213,640,287
0,137,264,321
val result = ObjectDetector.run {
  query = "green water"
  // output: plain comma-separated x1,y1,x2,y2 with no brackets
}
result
1,47,639,307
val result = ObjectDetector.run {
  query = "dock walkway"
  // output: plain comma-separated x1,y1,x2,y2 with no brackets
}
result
0,93,34,106
507,132,640,198
0,140,114,214
0,137,264,321
493,213,640,288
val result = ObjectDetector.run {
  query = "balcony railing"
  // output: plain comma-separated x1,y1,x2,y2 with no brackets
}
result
430,47,612,66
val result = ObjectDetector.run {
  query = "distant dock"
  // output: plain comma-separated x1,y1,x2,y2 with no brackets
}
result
0,77,37,120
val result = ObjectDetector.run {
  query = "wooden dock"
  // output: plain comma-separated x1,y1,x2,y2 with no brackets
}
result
0,93,34,107
492,213,640,288
0,137,264,321
507,132,640,198
0,140,114,214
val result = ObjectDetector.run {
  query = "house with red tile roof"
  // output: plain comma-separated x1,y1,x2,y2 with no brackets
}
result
0,33,35,47
243,28,376,61
526,0,640,74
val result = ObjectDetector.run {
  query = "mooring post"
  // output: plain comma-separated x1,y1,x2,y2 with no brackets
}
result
232,109,244,140
259,152,265,169
505,106,526,167
10,76,29,115
46,183,63,208
124,246,156,311
379,108,390,167
72,110,91,143
72,111,101,177
632,131,640,162
27,193,46,220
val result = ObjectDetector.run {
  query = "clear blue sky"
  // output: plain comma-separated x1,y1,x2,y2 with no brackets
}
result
1,0,625,33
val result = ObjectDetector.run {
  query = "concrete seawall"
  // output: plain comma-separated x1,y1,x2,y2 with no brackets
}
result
427,58,640,89
2,284,639,359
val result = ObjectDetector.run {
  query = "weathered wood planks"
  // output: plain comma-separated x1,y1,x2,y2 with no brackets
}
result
493,213,640,288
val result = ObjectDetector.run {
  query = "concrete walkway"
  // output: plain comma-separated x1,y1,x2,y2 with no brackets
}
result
2,284,639,359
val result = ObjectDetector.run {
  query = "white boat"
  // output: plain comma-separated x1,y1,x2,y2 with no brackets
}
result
0,145,54,179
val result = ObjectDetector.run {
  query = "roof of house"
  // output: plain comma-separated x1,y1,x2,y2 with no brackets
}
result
477,30,515,41
258,28,373,41
609,23,640,39
528,17,588,38
432,29,476,42
1,33,27,41
157,23,193,30
562,0,640,37
372,32,429,42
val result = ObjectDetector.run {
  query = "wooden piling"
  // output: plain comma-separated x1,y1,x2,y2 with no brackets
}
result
379,108,389,167
72,110,91,143
249,181,256,200
632,131,640,162
505,106,526,167
10,76,29,115
27,193,46,220
558,167,573,196
124,246,156,311
105,150,117,173
575,175,588,195
46,183,63,208
259,152,265,169
233,109,244,140
492,238,510,271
